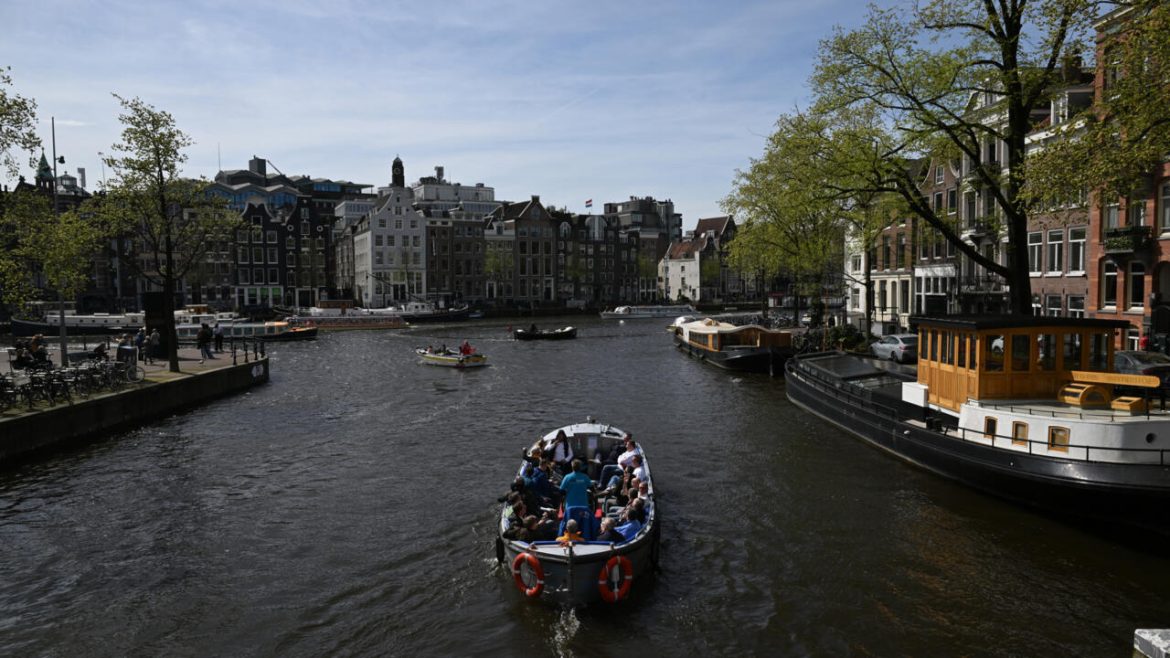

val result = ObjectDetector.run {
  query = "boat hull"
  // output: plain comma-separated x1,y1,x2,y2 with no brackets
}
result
402,306,471,323
514,327,577,341
500,530,659,606
416,350,488,368
785,354,1170,530
672,332,787,374
260,327,318,341
12,317,141,337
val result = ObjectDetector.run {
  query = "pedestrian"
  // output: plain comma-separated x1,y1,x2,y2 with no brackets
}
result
213,322,224,352
1140,333,1150,351
135,327,146,362
146,328,160,365
197,323,214,363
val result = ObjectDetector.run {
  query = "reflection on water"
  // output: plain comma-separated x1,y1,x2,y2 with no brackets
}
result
1,317,1168,656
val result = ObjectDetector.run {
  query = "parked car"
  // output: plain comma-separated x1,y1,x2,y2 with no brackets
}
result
1114,350,1170,389
870,334,918,363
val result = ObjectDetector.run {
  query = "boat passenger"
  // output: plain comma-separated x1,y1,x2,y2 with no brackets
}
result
528,512,558,541
503,492,528,530
597,517,626,544
459,340,473,355
618,497,646,525
559,459,593,510
550,431,574,475
524,459,559,507
556,519,584,545
512,477,542,516
630,453,649,484
600,436,641,489
529,323,537,334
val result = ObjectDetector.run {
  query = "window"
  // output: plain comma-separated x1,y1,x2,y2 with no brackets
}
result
1130,200,1147,226
267,247,277,264
1038,334,1056,370
1062,333,1083,370
1130,262,1146,310
947,189,957,214
239,269,250,284
268,268,278,284
1102,262,1118,308
933,192,943,212
1010,335,1031,372
267,230,277,243
1028,232,1042,274
1045,295,1062,317
984,416,998,440
1048,426,1070,452
1011,422,1028,446
1046,229,1063,274
851,254,861,272
935,164,943,183
1068,295,1085,319
1068,227,1086,273
1105,203,1120,229
1161,183,1170,232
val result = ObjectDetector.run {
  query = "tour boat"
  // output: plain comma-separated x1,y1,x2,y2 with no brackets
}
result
289,307,408,331
671,317,794,375
496,420,659,605
600,304,696,319
12,311,145,337
415,348,488,368
785,315,1170,531
175,319,316,342
513,326,577,341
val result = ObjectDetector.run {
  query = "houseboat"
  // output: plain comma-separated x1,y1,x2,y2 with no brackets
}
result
497,420,659,605
672,317,794,375
600,304,696,319
12,311,145,337
785,315,1170,531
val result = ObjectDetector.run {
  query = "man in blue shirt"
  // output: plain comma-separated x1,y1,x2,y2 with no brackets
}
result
559,459,593,510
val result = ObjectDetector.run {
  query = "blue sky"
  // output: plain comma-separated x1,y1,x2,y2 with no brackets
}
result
1,0,874,229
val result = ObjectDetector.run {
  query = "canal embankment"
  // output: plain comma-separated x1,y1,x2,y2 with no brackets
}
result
0,346,269,465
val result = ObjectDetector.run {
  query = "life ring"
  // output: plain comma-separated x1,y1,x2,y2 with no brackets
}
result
511,552,544,598
597,555,633,603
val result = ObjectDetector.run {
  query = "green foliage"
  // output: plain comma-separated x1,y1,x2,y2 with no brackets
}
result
809,0,1095,314
1028,2,1170,203
484,245,514,281
0,189,107,310
0,67,39,180
95,95,235,371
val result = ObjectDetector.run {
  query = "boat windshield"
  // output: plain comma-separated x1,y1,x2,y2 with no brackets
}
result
1130,351,1170,365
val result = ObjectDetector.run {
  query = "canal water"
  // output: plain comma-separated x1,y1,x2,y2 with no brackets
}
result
1,318,1168,656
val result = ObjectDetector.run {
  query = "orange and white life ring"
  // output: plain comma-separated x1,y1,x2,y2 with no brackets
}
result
511,552,544,598
597,555,633,603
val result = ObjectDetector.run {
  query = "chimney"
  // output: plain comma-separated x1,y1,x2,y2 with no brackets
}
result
249,156,267,176
435,166,444,181
531,195,540,203
77,167,86,189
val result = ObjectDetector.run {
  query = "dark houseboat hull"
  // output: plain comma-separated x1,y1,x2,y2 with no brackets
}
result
12,318,141,337
514,327,577,341
402,306,471,323
259,326,318,341
785,353,1170,530
672,332,787,375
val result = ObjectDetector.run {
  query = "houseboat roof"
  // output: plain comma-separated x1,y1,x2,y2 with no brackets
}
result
909,315,1130,331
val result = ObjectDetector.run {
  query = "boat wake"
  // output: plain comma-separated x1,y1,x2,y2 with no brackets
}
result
550,606,581,658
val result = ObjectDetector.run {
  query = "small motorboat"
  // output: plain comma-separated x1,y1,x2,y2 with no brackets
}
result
415,348,488,368
496,419,659,605
513,326,577,341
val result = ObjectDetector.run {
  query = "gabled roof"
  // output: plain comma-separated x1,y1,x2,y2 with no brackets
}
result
665,236,709,260
693,215,733,238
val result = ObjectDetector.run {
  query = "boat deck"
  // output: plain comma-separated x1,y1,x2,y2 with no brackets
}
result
972,398,1170,421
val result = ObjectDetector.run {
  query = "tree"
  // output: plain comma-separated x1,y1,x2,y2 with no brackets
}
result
723,110,893,327
1028,1,1170,204
97,95,236,372
0,67,39,180
0,189,109,359
483,245,514,301
812,0,1096,314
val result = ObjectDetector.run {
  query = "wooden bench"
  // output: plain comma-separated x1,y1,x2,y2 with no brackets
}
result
1111,396,1149,414
1058,382,1111,408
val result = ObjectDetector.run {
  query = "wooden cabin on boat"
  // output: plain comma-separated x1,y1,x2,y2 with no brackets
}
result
906,316,1160,415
